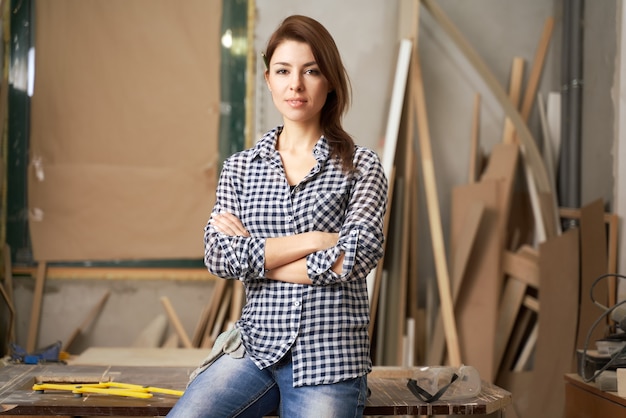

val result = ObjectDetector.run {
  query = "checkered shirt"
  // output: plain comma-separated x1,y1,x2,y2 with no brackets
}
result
203,126,388,387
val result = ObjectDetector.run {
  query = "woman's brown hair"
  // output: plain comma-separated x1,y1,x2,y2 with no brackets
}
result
264,15,355,172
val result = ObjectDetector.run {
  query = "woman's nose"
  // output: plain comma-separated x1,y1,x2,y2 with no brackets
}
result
290,75,303,91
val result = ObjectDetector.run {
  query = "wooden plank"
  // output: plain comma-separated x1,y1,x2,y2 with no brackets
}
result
394,65,418,365
203,285,232,348
451,180,501,380
369,37,412,337
502,249,540,288
160,297,193,349
380,40,412,180
495,245,539,372
407,162,421,364
525,228,580,418
523,295,539,312
537,92,563,237
519,17,556,122
577,199,609,357
227,280,245,329
381,176,406,365
607,212,619,309
369,166,396,345
426,199,484,365
27,261,47,353
0,282,15,349
63,291,111,352
2,244,13,304
2,244,15,342
481,142,520,246
560,207,618,309
161,333,179,348
411,45,461,366
502,57,525,144
131,314,168,348
194,278,228,347
513,323,537,371
497,307,535,376
468,93,481,183
12,266,218,281
546,92,562,173
494,276,527,372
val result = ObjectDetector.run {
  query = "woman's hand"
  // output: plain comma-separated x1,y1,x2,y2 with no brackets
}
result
209,212,251,237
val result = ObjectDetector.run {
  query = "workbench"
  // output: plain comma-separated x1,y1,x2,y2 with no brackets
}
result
564,373,626,418
0,364,511,416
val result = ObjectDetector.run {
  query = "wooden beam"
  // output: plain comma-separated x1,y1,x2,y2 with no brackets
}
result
523,295,540,312
426,200,484,365
194,277,229,348
63,291,111,352
411,45,461,366
502,57,525,144
502,249,540,288
519,17,556,122
2,244,15,342
160,296,193,349
494,276,527,371
12,266,217,281
27,262,47,353
469,93,481,183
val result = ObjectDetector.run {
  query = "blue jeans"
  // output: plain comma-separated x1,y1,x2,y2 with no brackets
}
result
166,351,368,418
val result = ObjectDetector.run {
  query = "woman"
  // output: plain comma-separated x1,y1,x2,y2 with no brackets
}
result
167,15,387,418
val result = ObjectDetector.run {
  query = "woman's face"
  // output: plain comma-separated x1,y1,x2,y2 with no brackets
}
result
265,40,330,126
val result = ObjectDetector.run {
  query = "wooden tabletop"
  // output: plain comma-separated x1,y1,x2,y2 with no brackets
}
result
0,364,511,416
564,373,626,407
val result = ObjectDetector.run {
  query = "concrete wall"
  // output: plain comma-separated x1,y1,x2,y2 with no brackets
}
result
8,0,621,355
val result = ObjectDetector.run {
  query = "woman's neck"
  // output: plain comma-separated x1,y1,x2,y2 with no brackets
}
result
277,123,322,153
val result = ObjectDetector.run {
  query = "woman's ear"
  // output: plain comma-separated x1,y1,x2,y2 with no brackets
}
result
264,71,271,92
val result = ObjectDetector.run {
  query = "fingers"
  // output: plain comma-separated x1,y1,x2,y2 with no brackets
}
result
210,212,250,237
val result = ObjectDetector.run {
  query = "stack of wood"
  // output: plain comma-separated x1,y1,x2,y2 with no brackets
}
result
370,2,619,418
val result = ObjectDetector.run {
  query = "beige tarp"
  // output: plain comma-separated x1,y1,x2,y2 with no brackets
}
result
28,0,221,261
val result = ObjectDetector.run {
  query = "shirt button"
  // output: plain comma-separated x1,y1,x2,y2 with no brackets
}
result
317,268,324,273
294,301,301,307
286,215,292,221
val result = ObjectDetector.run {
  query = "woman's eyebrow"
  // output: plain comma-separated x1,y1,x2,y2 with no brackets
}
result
272,61,318,68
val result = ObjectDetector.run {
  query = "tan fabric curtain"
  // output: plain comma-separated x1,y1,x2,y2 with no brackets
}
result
28,0,221,261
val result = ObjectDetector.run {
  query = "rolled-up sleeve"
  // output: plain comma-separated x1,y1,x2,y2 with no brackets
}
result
307,149,387,286
203,160,267,281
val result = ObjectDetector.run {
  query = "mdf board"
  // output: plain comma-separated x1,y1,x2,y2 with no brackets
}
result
451,179,501,380
525,228,580,418
29,0,221,261
577,199,609,356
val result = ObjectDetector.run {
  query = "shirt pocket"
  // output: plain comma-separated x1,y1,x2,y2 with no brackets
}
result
308,191,348,231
